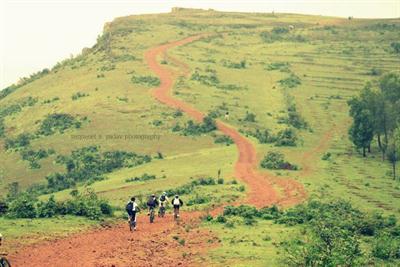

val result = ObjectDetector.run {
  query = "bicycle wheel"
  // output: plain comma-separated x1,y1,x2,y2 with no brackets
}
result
150,210,155,223
0,257,11,267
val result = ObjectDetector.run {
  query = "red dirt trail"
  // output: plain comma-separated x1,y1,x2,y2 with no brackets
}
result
9,35,323,267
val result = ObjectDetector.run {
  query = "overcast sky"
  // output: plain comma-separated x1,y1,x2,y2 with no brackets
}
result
1,0,399,89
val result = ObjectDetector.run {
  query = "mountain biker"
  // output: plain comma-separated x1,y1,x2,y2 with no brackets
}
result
147,194,159,214
171,195,183,218
126,197,140,231
159,192,169,208
158,192,169,217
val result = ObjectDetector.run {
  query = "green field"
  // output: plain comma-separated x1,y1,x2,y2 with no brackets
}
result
1,8,400,265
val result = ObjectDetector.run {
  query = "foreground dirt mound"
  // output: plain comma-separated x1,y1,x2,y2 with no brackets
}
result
10,213,215,267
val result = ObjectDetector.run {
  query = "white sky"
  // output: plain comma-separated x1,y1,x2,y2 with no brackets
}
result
1,0,399,89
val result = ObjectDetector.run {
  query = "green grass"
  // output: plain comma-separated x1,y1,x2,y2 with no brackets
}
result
203,219,298,266
0,216,97,252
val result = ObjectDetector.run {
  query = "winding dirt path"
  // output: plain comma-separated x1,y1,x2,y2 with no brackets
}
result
9,34,316,267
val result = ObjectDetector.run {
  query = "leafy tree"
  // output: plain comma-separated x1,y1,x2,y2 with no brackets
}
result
387,128,400,180
348,95,375,157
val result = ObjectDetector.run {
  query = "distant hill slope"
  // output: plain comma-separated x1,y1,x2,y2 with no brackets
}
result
0,8,399,206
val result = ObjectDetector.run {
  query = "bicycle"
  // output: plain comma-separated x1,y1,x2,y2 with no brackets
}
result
128,215,136,232
158,205,166,218
173,207,180,221
0,253,11,267
149,208,155,223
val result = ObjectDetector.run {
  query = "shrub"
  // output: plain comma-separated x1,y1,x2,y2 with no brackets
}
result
247,128,275,144
279,74,301,88
37,113,81,136
0,118,5,138
275,128,298,146
391,42,400,54
217,178,224,184
214,135,234,146
182,115,216,136
125,173,156,183
191,70,220,86
372,233,400,260
322,152,332,160
243,112,256,122
44,146,151,192
173,109,183,117
37,195,58,218
187,194,210,206
369,67,382,76
71,92,89,100
131,75,160,87
216,215,227,223
7,194,37,218
265,62,290,72
20,148,53,169
4,133,32,150
260,151,298,170
222,59,246,69
152,120,163,126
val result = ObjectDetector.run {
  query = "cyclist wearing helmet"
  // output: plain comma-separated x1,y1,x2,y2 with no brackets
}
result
147,194,159,214
158,192,169,218
171,195,183,219
159,192,169,207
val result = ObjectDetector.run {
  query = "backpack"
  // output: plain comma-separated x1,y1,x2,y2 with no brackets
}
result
160,195,166,202
173,198,180,206
147,198,156,207
126,201,134,216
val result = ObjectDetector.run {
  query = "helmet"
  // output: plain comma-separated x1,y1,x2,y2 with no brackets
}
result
151,194,155,197
162,192,167,196
175,195,179,198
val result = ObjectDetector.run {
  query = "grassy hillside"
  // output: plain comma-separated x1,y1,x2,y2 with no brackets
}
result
1,8,400,266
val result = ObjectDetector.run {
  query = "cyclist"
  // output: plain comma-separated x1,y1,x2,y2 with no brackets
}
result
126,197,140,231
158,192,169,217
147,194,159,221
0,232,11,267
171,195,183,219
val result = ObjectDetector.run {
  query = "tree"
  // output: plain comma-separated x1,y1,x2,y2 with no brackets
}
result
348,98,374,157
387,128,400,180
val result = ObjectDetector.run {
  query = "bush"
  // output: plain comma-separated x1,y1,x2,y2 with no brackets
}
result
214,135,234,146
216,215,227,223
222,59,246,69
217,178,224,184
4,133,32,150
37,113,81,136
0,118,5,138
131,75,160,87
261,151,298,170
125,173,156,183
279,74,301,88
243,112,256,122
372,233,400,260
71,92,89,100
265,62,290,72
322,152,331,160
45,146,152,192
20,148,53,169
275,128,298,146
7,194,37,218
391,42,400,54
182,115,216,136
